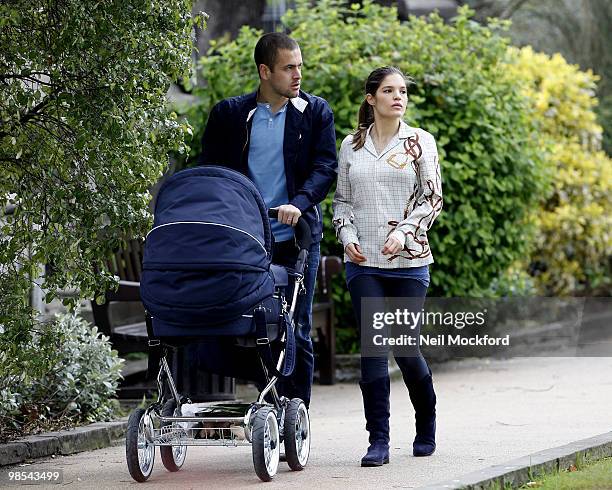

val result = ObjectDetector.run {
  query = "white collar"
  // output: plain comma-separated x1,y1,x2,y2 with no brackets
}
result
366,120,416,140
364,121,417,158
290,96,308,113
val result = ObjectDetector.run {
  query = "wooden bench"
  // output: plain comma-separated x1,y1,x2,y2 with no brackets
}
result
312,255,342,385
91,239,236,400
90,239,147,356
91,240,342,392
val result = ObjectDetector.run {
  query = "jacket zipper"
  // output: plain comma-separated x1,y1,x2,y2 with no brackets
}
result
242,111,254,165
241,123,250,164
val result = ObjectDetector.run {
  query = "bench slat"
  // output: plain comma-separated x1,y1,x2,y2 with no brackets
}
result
113,322,147,338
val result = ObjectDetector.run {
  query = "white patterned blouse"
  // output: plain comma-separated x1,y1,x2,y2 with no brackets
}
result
332,121,443,269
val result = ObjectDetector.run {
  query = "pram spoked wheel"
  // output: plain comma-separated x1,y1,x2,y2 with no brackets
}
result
160,399,187,472
284,398,310,471
126,408,155,482
252,407,280,481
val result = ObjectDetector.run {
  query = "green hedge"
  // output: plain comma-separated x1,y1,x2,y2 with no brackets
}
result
184,1,548,352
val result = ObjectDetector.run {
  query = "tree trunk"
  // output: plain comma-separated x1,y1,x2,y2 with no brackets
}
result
193,0,267,59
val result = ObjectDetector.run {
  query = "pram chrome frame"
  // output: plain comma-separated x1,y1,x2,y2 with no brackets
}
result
126,246,311,483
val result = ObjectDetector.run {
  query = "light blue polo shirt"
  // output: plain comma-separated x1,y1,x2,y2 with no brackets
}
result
248,101,294,242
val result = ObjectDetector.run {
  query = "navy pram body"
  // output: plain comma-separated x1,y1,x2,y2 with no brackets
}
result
141,165,276,335
127,166,312,483
139,165,310,382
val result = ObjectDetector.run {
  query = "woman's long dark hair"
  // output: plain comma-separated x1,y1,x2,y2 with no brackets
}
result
352,66,410,150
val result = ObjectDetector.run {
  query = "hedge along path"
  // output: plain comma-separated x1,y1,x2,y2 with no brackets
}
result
184,0,548,348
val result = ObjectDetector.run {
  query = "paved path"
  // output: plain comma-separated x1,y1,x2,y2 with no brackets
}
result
5,356,612,489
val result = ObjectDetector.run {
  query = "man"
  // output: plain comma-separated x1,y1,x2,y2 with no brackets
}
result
199,32,337,408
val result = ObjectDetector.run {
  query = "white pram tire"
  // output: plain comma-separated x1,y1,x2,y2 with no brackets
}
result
252,407,280,481
126,408,155,482
284,399,310,471
160,400,187,472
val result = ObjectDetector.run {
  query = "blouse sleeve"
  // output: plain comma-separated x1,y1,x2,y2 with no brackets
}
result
389,131,443,253
332,138,360,248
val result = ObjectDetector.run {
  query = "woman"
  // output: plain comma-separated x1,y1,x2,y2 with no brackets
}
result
332,66,443,467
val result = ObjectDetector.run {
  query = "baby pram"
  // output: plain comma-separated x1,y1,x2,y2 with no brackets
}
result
125,166,312,482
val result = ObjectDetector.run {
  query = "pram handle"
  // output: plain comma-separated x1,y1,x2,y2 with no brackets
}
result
267,208,313,252
268,208,312,277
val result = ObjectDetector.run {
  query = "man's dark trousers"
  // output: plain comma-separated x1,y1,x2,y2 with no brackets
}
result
272,239,320,408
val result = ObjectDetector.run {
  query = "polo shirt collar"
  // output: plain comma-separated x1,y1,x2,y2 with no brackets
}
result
256,100,288,114
247,91,308,122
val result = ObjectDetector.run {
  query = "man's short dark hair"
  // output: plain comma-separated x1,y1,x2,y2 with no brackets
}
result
254,33,299,73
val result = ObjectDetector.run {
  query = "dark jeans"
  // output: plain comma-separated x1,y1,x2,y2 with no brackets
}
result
272,239,320,407
348,274,430,384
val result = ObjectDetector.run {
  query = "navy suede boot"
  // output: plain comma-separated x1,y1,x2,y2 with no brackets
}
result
405,371,436,457
359,377,390,467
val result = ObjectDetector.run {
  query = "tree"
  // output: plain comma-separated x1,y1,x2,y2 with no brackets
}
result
192,0,266,84
507,0,612,155
457,0,529,21
0,2,202,342
461,0,612,154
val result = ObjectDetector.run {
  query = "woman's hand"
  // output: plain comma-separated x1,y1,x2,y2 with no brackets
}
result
345,243,367,263
381,236,402,256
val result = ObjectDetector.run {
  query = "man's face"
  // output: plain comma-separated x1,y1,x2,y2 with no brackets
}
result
261,48,302,98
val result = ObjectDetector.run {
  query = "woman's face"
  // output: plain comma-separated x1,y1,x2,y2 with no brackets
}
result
367,73,407,120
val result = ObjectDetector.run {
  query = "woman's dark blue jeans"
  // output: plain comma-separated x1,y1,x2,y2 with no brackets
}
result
348,274,430,384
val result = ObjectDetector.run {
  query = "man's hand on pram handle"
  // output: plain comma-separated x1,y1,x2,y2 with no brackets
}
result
271,204,301,226
268,208,312,276
268,208,312,252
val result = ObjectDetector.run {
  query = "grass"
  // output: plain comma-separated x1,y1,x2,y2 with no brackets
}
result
519,457,612,489
121,351,148,361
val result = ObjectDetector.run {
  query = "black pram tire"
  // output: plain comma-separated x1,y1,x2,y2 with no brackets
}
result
283,398,310,471
160,400,187,472
126,408,155,482
252,406,280,481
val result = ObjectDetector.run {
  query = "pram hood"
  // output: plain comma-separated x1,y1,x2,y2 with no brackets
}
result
140,166,275,327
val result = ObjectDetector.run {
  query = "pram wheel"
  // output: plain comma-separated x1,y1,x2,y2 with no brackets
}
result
283,399,310,471
251,407,280,481
126,408,155,482
160,400,187,472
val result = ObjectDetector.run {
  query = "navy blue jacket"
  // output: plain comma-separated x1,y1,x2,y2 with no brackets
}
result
199,90,338,243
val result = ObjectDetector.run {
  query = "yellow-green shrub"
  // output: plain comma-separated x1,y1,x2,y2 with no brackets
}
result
508,47,612,294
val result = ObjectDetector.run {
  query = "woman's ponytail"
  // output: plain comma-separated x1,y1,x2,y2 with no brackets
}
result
352,100,374,150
